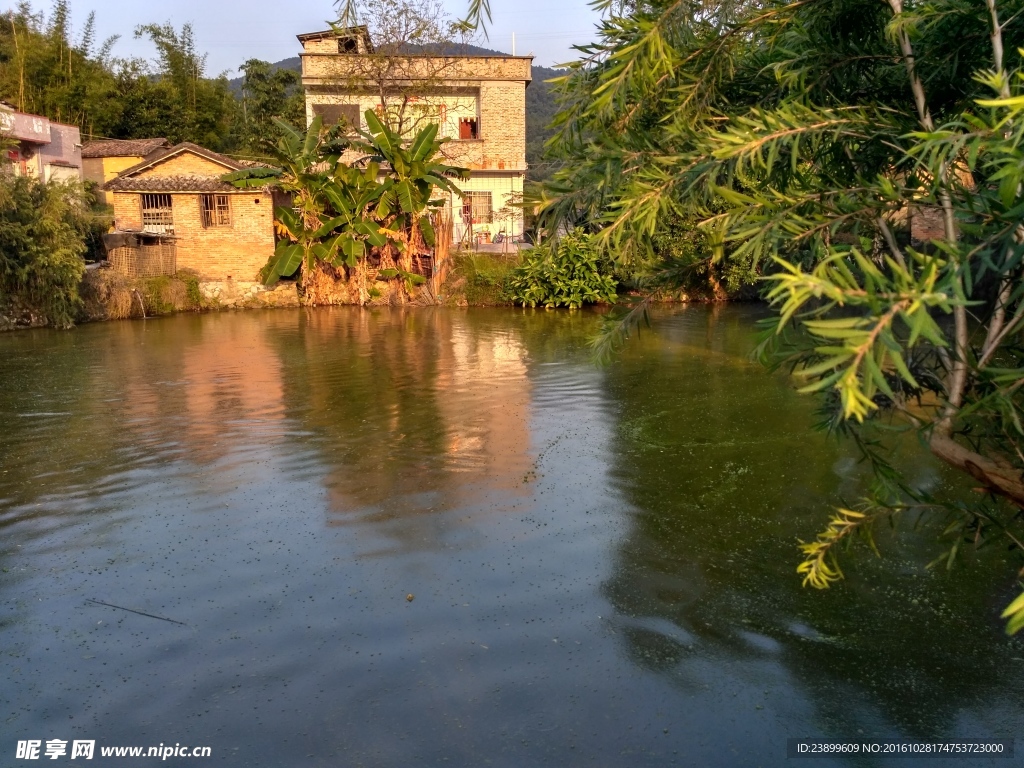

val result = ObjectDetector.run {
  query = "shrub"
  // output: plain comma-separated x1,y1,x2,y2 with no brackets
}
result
0,176,89,327
79,269,136,320
452,252,517,305
177,270,203,307
507,229,616,309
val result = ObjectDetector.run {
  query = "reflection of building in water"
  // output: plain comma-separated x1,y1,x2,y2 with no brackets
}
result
288,310,533,553
434,322,532,488
98,314,289,472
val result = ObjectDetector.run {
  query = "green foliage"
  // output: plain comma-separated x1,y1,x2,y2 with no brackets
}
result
238,59,305,154
452,251,517,305
227,113,466,294
528,0,1024,631
137,273,204,315
0,174,87,327
525,66,564,183
130,22,238,150
508,229,616,308
644,210,756,299
0,4,258,152
179,270,202,307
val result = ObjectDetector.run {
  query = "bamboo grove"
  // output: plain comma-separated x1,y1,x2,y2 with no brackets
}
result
0,1,304,155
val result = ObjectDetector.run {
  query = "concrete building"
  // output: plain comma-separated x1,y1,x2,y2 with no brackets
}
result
296,27,532,244
0,102,83,182
81,138,170,206
105,142,277,282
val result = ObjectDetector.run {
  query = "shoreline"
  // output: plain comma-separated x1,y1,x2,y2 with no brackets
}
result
0,251,734,333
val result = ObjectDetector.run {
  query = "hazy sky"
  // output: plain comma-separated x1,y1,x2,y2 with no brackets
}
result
41,0,602,75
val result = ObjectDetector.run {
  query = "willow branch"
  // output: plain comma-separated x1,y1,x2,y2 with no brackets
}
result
987,0,1009,94
979,297,1024,370
877,216,907,269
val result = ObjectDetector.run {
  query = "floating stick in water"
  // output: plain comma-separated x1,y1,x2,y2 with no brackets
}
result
86,598,187,626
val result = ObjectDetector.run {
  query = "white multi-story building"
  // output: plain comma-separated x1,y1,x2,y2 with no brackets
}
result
297,27,532,244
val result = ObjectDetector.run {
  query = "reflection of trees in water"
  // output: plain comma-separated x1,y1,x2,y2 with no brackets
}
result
600,305,1024,739
265,308,557,555
0,314,292,518
0,306,601,553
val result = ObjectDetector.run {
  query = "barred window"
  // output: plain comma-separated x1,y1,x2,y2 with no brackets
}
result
141,194,174,235
462,191,492,224
200,194,231,228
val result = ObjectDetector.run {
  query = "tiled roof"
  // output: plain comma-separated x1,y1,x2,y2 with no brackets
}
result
112,142,249,178
81,138,169,159
105,175,246,193
102,142,276,193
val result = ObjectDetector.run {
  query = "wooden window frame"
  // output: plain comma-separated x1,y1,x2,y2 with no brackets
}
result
200,194,231,228
141,193,174,235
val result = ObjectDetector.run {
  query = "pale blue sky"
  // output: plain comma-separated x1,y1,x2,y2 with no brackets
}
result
35,0,602,75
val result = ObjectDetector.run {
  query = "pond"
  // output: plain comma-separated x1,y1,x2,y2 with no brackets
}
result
0,306,1021,766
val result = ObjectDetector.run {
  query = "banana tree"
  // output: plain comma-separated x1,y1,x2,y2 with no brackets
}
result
225,111,466,298
224,116,391,287
352,110,468,283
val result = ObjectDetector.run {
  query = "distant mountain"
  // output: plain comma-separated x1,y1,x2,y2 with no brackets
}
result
228,50,565,181
526,66,563,182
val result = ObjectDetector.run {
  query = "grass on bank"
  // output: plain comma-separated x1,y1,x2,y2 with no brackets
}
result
79,269,204,321
446,251,521,306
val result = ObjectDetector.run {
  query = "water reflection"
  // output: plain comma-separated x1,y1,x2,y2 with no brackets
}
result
0,306,1022,767
601,307,1024,743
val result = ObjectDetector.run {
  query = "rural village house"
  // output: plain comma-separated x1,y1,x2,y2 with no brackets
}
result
0,101,83,182
105,142,277,282
297,26,532,245
82,138,170,206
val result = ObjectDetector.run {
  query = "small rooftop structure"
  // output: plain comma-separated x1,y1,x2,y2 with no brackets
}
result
105,141,279,282
297,25,374,54
82,137,171,205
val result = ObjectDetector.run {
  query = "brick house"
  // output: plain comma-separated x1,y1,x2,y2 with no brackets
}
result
297,27,532,244
81,138,170,206
105,142,276,281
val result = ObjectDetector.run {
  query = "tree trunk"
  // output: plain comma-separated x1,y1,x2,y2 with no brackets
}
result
929,432,1024,509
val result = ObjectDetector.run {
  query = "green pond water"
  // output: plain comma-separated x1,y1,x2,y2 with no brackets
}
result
0,305,1021,766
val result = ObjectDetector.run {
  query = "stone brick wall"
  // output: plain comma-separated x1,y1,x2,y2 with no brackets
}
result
301,53,533,83
199,280,300,308
304,79,527,172
910,205,946,244
142,154,231,178
112,192,142,230
111,191,276,281
478,81,526,170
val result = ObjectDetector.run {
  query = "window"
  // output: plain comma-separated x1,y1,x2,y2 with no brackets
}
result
459,118,478,140
200,194,231,228
312,104,361,131
371,102,444,140
338,36,358,53
462,191,492,224
141,194,174,235
408,103,444,135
